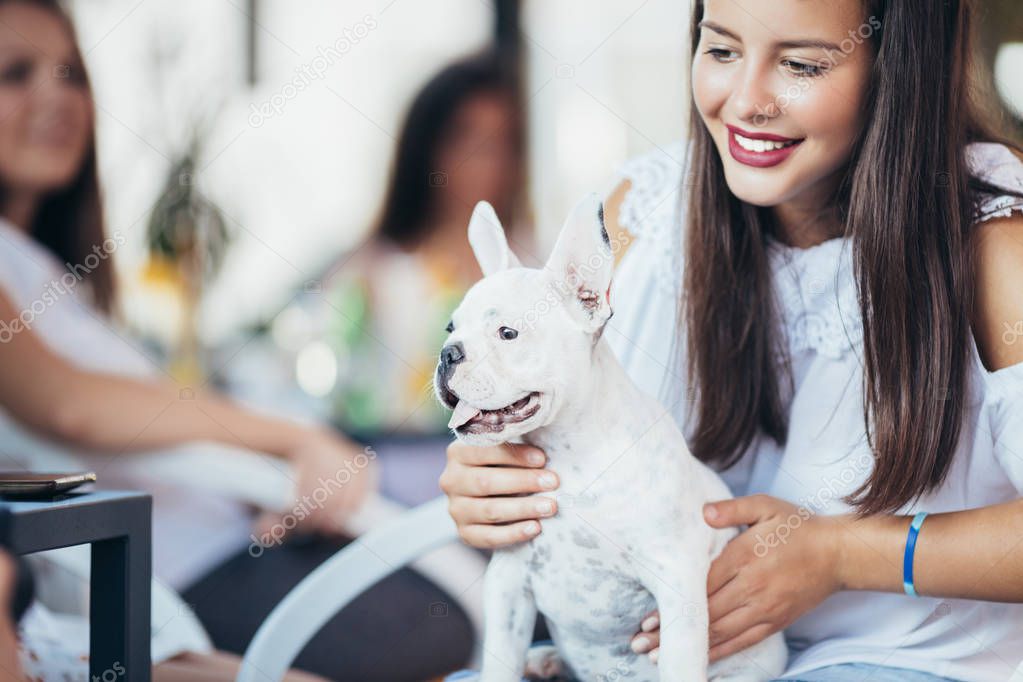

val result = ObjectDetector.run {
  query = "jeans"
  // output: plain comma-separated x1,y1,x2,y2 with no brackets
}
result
779,662,960,681
445,659,961,681
183,536,474,682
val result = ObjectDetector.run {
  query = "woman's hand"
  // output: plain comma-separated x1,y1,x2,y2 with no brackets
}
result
439,441,560,549
292,433,378,533
256,431,378,538
630,494,844,664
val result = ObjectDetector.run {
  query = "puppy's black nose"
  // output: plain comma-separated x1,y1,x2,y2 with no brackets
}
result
440,342,465,368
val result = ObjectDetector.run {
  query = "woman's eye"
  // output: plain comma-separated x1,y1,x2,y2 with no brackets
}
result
445,321,454,333
498,326,518,340
0,60,33,85
705,47,739,63
782,59,826,78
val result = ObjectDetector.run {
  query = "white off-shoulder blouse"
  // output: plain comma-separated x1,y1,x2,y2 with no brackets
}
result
603,140,1023,682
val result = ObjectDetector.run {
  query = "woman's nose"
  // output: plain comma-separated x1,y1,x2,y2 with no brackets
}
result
33,67,82,106
729,63,781,126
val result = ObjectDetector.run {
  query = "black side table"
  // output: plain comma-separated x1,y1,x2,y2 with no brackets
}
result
0,490,151,681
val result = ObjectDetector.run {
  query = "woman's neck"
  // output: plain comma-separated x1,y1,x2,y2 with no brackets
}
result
0,190,40,232
418,220,483,285
418,202,489,284
770,175,845,249
771,204,841,249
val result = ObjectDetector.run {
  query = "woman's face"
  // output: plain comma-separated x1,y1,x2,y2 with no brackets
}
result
0,2,93,199
692,0,875,209
435,91,519,213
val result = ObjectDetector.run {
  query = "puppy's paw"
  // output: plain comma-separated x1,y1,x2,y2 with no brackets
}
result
523,643,564,680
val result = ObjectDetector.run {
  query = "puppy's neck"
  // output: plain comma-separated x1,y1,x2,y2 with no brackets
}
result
524,341,645,471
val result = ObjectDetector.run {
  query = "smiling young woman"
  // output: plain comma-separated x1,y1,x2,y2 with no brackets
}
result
440,0,1023,681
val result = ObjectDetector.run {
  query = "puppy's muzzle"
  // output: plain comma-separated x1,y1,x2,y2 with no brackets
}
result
437,342,466,407
440,342,465,370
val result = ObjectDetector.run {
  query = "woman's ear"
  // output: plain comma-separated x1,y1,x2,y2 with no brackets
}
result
467,201,522,277
544,193,615,335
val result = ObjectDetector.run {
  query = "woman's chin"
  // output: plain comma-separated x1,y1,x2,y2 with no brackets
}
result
718,165,803,208
10,167,82,194
722,181,789,208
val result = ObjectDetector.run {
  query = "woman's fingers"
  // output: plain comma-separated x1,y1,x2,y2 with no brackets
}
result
441,443,557,549
457,520,542,549
640,610,660,631
708,622,776,663
630,609,661,654
708,570,749,624
630,627,660,655
450,494,558,526
631,602,767,664
707,542,744,596
709,603,758,649
441,460,559,497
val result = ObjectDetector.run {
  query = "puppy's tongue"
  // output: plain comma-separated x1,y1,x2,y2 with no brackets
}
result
448,400,482,429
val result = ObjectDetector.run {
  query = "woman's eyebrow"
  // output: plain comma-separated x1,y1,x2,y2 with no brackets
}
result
699,20,841,51
699,20,742,42
0,46,34,58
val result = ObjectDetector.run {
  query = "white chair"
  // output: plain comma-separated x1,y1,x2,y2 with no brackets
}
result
236,494,487,681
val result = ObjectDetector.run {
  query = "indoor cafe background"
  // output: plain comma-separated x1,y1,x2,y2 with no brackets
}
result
63,0,1023,427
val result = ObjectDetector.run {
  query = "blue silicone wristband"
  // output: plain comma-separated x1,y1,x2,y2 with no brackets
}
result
903,511,929,597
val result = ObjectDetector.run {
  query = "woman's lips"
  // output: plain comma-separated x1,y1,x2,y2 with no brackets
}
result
726,124,804,168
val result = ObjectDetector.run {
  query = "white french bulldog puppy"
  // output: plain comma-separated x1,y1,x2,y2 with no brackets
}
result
435,195,787,682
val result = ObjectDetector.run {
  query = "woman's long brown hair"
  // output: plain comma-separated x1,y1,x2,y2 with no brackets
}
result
0,0,111,312
682,0,1023,515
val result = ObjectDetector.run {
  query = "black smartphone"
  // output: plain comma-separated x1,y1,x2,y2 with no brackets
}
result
0,472,96,498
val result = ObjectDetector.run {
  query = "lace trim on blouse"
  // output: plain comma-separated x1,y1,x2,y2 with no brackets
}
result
968,142,1023,224
615,141,689,296
614,140,1023,362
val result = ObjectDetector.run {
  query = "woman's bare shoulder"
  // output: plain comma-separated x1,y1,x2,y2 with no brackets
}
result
604,178,634,267
973,211,1023,371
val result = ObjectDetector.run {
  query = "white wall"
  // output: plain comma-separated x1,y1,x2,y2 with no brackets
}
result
69,0,490,341
67,1,1023,343
524,0,691,253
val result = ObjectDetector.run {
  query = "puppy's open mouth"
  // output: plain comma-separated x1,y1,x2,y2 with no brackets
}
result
448,392,542,434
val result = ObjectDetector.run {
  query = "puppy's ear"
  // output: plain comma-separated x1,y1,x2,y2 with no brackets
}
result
545,193,614,335
468,201,521,277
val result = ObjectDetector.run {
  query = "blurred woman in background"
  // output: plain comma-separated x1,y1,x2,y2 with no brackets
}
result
322,49,530,438
0,1,474,678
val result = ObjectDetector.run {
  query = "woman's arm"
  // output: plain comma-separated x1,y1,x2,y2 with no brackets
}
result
837,211,1023,601
835,499,1023,600
632,213,1023,663
0,287,318,453
0,288,373,530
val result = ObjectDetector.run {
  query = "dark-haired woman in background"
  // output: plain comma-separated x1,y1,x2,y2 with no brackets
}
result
0,1,477,679
184,49,532,679
320,49,529,438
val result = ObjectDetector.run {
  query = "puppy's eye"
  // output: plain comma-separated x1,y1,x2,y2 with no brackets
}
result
498,326,518,340
445,321,454,333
